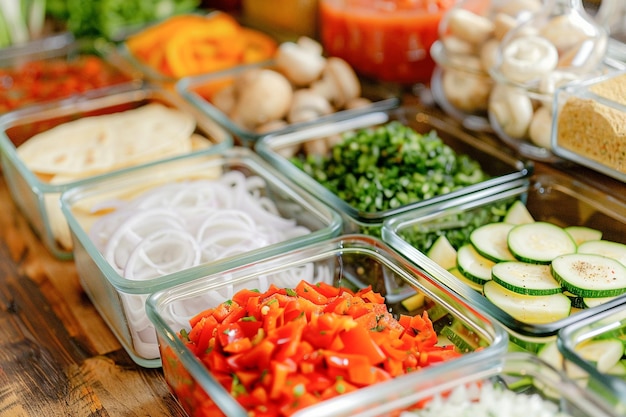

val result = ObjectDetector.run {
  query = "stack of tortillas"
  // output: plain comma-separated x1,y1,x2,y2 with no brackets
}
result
17,103,213,251
18,103,210,184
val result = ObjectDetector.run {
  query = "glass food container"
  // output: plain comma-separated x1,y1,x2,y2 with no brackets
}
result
299,352,619,417
117,12,278,84
146,235,509,417
177,60,401,145
256,106,532,236
318,0,456,85
0,31,141,114
558,300,626,414
0,85,233,259
383,168,626,353
552,70,626,182
60,147,342,367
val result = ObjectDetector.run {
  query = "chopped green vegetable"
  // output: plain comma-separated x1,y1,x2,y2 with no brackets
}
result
291,121,489,214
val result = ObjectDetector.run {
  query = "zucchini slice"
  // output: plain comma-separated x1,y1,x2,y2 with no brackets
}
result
491,261,562,295
583,295,621,309
537,340,564,371
483,281,571,324
606,360,626,376
551,253,626,298
507,222,577,264
564,226,603,246
577,240,626,267
457,244,495,285
503,200,534,225
426,235,457,270
470,222,516,263
576,338,625,373
448,267,484,293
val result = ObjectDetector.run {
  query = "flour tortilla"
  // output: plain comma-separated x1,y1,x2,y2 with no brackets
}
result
17,103,196,176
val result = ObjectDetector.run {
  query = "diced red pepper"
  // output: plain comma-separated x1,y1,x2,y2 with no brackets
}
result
172,280,463,417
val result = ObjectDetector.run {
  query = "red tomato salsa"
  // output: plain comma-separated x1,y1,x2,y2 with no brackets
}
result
0,55,132,113
319,0,456,84
162,280,463,417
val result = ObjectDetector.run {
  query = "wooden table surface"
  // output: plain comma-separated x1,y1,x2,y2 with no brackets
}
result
1,101,625,417
0,174,187,416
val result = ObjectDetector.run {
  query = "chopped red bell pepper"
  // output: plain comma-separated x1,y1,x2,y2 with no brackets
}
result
165,280,464,417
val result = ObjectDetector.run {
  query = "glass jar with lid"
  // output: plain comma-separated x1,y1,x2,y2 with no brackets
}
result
488,0,609,161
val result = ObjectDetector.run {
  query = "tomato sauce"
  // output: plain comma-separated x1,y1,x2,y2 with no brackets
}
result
319,0,456,84
0,55,132,113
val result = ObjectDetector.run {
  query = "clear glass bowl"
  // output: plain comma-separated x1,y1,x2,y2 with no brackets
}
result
60,147,343,367
430,0,543,132
488,0,610,162
256,106,533,236
429,45,494,132
382,168,626,352
146,234,509,416
0,85,233,259
176,60,401,145
558,300,626,413
552,70,626,182
318,0,455,84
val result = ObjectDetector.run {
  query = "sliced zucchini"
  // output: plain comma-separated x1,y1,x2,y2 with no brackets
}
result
401,292,425,311
470,222,516,263
537,340,564,371
503,200,534,225
606,360,626,376
551,253,626,298
576,338,625,373
491,261,562,296
448,267,483,293
563,291,586,309
507,222,577,264
577,239,626,267
483,280,571,324
440,324,480,353
426,235,457,270
457,244,495,285
583,295,620,309
565,226,603,246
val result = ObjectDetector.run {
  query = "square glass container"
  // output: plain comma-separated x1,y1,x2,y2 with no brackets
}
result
298,351,620,417
558,300,626,413
116,12,279,84
0,31,141,114
176,60,401,145
551,70,626,182
146,234,509,417
256,106,533,235
60,147,343,367
383,168,626,352
0,85,233,260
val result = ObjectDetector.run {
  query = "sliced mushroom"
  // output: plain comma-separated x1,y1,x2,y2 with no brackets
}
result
229,68,293,130
287,89,333,124
499,35,559,83
447,9,494,45
311,57,361,109
442,59,491,112
529,105,553,149
275,37,327,87
489,84,534,139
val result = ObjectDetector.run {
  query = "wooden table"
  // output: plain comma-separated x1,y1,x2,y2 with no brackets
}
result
1,100,624,416
0,176,187,416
